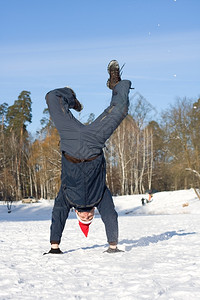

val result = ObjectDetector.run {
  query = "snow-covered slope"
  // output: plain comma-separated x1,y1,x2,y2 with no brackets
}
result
0,189,200,300
114,188,200,216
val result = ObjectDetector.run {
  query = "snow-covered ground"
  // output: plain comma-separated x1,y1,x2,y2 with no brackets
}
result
0,189,200,300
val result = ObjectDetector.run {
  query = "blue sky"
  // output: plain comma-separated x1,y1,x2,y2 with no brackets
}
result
0,0,200,133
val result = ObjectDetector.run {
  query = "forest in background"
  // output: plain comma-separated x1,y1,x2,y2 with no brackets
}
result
1,91,200,201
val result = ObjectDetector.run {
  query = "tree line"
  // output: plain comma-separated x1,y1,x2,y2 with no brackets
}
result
0,91,200,201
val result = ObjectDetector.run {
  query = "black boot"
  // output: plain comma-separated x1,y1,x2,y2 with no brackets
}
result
106,60,122,90
73,98,83,112
66,86,83,112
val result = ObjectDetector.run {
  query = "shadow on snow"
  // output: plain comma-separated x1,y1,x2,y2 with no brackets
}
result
119,230,196,251
59,230,196,254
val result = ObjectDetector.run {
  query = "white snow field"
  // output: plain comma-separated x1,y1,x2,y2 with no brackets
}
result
0,189,200,300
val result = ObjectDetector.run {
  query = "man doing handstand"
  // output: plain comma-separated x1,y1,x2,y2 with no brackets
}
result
45,60,132,254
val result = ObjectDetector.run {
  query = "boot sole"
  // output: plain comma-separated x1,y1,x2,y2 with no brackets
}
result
107,60,120,75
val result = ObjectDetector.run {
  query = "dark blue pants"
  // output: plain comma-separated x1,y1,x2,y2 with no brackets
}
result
46,80,131,159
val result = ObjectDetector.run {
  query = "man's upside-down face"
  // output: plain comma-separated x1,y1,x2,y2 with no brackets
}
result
75,207,95,222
